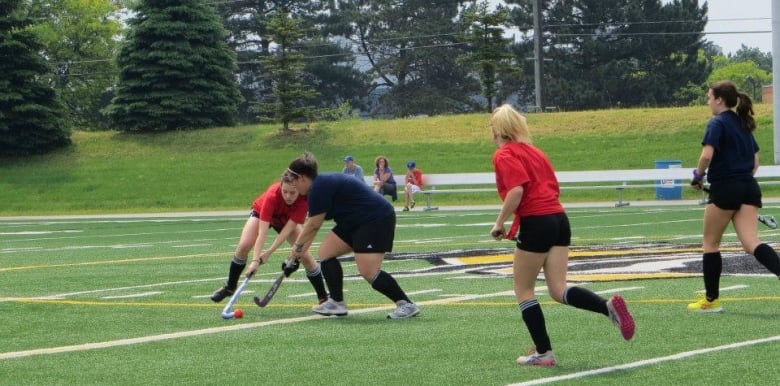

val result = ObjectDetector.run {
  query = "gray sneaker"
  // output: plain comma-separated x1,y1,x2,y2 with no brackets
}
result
312,298,348,316
758,214,777,229
387,300,420,319
516,349,556,367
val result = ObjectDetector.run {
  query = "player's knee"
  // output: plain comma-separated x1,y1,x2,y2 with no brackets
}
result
300,253,317,269
548,290,565,304
358,269,377,282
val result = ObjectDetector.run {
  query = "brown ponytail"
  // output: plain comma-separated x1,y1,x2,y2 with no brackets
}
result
711,80,756,132
736,92,756,132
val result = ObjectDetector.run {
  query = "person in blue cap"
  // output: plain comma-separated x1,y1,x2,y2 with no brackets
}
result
403,161,423,211
342,155,365,184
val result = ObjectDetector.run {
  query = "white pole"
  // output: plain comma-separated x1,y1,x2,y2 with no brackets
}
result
773,0,780,164
533,0,543,111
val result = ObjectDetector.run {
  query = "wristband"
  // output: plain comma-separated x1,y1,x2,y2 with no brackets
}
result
691,169,705,183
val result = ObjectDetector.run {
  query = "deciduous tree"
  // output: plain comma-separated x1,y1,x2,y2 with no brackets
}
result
29,0,121,129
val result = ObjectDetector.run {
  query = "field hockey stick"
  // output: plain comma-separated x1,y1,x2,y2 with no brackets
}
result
253,257,297,308
220,276,251,319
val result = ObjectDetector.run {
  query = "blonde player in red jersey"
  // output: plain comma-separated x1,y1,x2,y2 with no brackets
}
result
488,104,635,367
210,177,327,304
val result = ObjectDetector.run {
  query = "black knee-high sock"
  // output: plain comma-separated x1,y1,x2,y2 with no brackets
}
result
320,258,344,302
753,243,780,277
227,257,246,289
703,252,722,301
519,299,551,354
370,270,409,303
306,263,329,301
563,286,609,316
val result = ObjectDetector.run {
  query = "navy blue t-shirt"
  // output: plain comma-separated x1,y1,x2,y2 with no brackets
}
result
307,173,394,230
701,110,759,183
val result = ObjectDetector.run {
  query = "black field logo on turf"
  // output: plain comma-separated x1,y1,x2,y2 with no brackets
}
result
386,244,772,280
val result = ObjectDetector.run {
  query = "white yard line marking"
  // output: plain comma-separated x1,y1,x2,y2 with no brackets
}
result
287,292,316,299
29,278,227,299
38,276,285,299
288,289,348,299
191,291,255,299
0,230,82,235
406,289,442,296
0,290,513,361
594,286,644,295
102,292,163,300
507,335,780,386
695,284,748,293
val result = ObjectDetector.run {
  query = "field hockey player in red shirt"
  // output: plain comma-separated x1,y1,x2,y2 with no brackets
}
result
488,104,635,367
211,177,328,305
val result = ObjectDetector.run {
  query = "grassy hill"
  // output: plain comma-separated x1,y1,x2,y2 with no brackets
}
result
0,104,773,215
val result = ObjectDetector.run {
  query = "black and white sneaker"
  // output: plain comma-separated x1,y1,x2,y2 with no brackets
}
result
758,215,777,229
210,285,234,303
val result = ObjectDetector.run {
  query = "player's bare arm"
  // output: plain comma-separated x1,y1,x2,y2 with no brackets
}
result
252,220,272,261
491,186,523,239
247,220,297,277
292,213,326,259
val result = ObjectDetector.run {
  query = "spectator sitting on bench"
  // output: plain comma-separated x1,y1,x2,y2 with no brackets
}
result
403,161,423,211
342,155,365,184
373,155,397,201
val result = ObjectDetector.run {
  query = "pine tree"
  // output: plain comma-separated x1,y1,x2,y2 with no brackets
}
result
105,0,242,131
458,1,517,112
0,0,70,156
259,11,319,132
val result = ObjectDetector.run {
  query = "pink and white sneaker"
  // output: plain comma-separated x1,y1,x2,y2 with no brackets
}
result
607,295,635,340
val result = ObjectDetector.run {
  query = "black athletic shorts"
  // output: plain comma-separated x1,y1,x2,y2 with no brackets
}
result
250,209,282,233
333,214,395,253
516,213,571,253
708,177,762,210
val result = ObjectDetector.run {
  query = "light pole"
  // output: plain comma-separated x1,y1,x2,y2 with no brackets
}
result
532,0,543,112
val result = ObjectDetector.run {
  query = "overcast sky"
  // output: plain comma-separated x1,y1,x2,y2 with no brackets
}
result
697,0,772,54
490,1,773,55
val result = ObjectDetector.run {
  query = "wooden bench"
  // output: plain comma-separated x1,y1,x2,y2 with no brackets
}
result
405,165,780,211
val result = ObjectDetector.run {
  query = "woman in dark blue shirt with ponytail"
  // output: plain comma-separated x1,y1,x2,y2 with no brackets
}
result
689,80,780,312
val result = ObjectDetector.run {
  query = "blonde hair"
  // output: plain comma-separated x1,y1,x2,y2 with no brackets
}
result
490,104,531,143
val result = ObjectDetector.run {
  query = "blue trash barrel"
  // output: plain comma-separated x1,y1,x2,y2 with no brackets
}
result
655,160,682,199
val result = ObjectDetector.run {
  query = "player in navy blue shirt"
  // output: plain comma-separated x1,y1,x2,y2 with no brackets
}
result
284,152,419,319
688,80,780,313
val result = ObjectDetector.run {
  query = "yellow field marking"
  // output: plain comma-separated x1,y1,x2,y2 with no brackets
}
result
6,295,780,310
485,266,699,281
448,246,745,266
2,298,218,308
0,291,515,360
567,272,699,281
0,252,225,272
2,246,744,272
